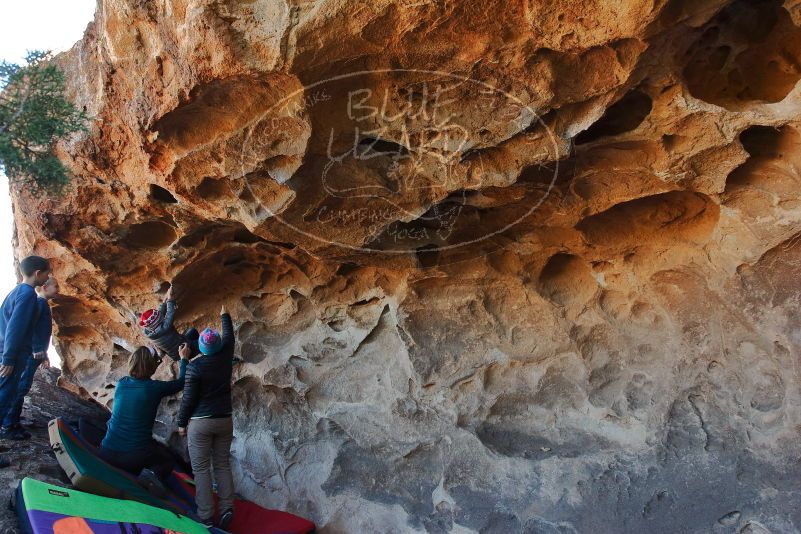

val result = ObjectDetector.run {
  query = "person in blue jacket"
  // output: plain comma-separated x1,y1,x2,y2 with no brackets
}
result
5,276,59,438
0,256,51,440
98,342,192,495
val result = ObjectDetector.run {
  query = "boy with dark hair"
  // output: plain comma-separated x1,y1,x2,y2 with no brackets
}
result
139,285,199,361
5,276,59,437
0,255,51,440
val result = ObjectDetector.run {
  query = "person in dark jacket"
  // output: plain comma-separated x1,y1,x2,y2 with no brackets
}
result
177,305,235,529
0,256,51,440
6,276,59,437
99,343,192,494
139,285,199,361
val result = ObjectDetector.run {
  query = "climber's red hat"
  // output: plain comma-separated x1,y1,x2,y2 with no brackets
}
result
139,308,162,329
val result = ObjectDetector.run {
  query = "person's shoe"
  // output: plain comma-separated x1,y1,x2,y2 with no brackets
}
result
218,508,234,530
0,427,28,441
199,516,214,528
137,469,167,498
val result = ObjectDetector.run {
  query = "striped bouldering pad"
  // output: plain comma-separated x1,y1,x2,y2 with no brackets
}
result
15,477,210,534
48,418,193,515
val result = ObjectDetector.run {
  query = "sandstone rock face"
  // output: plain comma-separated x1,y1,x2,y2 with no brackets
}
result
10,0,801,531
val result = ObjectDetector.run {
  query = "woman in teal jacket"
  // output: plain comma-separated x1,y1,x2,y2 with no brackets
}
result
98,342,191,491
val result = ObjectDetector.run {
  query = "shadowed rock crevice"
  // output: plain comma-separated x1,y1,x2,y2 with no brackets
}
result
124,220,177,249
724,124,801,193
682,0,801,108
149,183,178,203
574,89,653,145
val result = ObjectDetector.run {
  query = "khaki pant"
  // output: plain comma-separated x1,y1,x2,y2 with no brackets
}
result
187,416,234,521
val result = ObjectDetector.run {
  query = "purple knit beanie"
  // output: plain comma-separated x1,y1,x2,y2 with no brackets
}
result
198,328,223,355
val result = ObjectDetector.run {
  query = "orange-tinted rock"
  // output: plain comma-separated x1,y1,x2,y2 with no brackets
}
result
10,0,801,531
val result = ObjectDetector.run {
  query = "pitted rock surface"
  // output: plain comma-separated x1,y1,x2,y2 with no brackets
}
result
10,0,801,531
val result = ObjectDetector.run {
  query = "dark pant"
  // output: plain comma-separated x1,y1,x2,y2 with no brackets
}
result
6,355,43,427
0,354,28,429
97,440,175,480
188,417,234,520
164,328,199,361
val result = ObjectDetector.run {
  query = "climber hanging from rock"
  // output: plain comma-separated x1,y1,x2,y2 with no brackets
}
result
0,256,52,441
139,284,199,361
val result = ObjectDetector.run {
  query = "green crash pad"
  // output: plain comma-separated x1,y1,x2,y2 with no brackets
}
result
48,417,192,514
16,477,209,533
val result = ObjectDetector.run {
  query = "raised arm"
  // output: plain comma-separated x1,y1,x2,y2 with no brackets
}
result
220,305,234,349
157,357,188,397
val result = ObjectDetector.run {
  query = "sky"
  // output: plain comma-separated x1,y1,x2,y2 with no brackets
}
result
1,0,97,367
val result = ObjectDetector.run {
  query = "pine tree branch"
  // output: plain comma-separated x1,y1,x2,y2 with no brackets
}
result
0,81,32,135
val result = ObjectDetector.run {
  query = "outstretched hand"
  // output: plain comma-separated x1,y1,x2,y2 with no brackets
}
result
220,304,228,315
178,342,191,360
0,365,13,378
164,285,174,301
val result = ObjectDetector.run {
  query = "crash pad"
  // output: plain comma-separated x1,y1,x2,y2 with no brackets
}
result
48,417,192,515
15,477,209,534
170,472,316,534
49,418,316,533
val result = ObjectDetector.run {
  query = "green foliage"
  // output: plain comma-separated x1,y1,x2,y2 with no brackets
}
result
0,50,89,193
